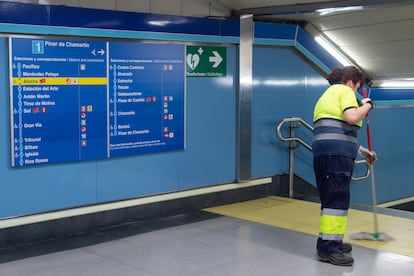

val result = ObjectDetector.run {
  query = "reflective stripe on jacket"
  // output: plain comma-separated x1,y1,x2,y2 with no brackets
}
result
312,118,360,158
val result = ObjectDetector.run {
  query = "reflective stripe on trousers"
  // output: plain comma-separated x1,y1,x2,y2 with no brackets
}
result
319,208,348,240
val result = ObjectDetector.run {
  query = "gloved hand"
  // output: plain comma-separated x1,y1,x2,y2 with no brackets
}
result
358,145,377,163
361,98,374,109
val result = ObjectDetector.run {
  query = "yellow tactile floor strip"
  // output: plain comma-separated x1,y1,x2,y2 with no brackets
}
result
204,196,414,258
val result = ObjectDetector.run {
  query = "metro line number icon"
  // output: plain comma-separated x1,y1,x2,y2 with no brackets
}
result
32,40,44,54
186,46,226,77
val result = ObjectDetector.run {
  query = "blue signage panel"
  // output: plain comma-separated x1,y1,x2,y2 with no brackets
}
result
10,38,108,167
108,42,185,157
10,37,185,167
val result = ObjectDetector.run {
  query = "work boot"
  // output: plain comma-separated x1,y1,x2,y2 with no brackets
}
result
342,243,352,253
318,251,354,266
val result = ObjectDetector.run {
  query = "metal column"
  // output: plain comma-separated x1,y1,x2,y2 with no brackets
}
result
237,14,253,182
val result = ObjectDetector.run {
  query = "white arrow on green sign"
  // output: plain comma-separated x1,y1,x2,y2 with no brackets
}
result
186,46,226,77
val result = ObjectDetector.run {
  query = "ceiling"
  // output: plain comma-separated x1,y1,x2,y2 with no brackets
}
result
213,0,414,87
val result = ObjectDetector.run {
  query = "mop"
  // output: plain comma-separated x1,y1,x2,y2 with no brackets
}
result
350,87,393,241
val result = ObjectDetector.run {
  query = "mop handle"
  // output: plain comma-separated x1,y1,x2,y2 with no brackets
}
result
362,87,374,165
362,87,379,235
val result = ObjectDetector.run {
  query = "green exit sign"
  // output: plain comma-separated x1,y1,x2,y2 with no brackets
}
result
186,46,226,77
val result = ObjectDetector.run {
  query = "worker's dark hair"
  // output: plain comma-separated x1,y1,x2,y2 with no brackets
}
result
326,67,344,85
326,66,365,87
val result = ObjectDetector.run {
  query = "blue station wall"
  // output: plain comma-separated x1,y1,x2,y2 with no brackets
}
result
0,37,237,217
0,3,241,218
1,2,414,218
350,104,414,204
251,46,325,181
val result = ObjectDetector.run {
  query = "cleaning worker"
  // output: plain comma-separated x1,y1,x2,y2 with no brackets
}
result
312,65,376,266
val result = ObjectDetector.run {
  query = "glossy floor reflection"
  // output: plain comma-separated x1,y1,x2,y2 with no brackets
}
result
0,199,413,275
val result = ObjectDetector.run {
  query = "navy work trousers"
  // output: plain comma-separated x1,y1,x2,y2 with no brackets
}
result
313,155,354,253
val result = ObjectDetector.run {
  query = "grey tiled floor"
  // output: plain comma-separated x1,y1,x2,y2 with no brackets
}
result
0,212,413,275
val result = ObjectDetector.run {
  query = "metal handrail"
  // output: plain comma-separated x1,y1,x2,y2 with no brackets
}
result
276,117,313,151
276,117,370,198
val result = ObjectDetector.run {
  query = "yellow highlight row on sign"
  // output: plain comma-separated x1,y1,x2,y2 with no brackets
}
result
12,77,108,86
